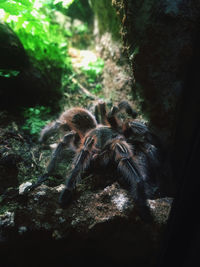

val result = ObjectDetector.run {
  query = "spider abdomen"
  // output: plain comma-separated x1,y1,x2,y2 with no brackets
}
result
59,108,97,138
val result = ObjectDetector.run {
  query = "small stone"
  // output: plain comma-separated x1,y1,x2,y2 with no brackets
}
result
19,182,32,195
55,208,62,215
52,230,62,240
49,143,58,149
147,200,157,210
18,226,27,235
59,217,66,223
55,184,65,192
0,211,15,227
111,192,131,212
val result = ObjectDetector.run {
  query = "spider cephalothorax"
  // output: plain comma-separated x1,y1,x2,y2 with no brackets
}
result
29,100,161,221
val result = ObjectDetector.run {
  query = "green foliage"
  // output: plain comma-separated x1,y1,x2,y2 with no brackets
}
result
62,72,78,93
68,81,79,92
0,0,73,70
0,69,20,78
22,106,51,135
81,58,104,81
91,83,102,94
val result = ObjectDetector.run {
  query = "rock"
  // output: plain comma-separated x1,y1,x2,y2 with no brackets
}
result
0,127,53,197
0,22,28,70
0,153,21,194
0,180,173,266
0,22,62,111
0,128,38,193
0,211,15,228
19,182,33,195
112,0,200,147
13,183,134,237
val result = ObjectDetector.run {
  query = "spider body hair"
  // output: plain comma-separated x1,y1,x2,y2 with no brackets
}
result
59,108,97,138
59,124,154,221
28,100,161,222
39,107,97,143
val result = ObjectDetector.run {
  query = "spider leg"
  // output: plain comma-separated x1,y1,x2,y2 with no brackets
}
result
124,121,162,179
124,121,164,202
107,106,122,130
24,132,77,193
125,121,160,147
59,135,96,207
109,139,152,221
39,120,63,143
107,101,137,132
118,101,138,119
94,100,109,125
46,131,78,175
112,140,144,200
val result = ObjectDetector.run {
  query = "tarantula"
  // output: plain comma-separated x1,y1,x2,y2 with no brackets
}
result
27,100,161,221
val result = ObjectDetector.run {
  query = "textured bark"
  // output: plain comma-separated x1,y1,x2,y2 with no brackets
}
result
112,0,200,147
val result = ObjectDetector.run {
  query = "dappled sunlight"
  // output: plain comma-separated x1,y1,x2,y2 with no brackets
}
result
68,47,97,69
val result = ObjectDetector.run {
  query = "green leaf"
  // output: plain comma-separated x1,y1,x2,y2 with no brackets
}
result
0,69,20,78
22,106,51,135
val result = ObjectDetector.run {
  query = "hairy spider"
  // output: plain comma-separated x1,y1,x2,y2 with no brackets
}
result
28,100,161,221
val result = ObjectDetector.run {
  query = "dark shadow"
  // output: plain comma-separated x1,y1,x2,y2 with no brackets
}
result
156,24,200,267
